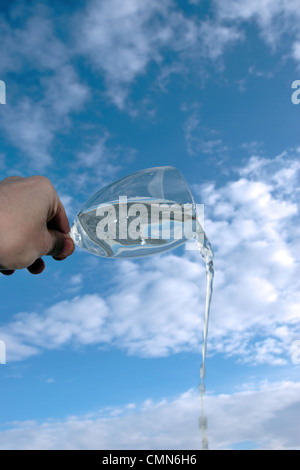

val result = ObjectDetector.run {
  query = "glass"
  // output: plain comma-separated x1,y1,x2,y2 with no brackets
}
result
69,166,198,259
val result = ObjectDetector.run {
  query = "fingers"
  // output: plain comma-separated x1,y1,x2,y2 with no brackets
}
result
45,186,75,262
52,236,75,261
0,232,75,276
27,258,45,275
0,270,15,276
47,194,70,235
46,188,75,260
46,229,75,260
0,235,75,277
1,259,46,276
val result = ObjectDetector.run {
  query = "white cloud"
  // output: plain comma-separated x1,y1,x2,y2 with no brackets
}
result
196,20,242,60
0,380,299,449
183,107,229,157
75,133,124,180
1,74,89,171
1,99,54,170
0,255,204,361
68,133,133,194
0,5,89,170
195,151,300,364
0,5,67,74
213,0,300,63
76,0,242,109
76,0,172,109
1,0,299,170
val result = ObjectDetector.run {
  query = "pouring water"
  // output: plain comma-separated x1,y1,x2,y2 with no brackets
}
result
69,166,214,450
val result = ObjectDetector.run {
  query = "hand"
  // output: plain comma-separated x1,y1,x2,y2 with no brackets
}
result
0,176,75,275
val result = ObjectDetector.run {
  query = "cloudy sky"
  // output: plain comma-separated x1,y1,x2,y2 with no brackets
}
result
0,0,300,450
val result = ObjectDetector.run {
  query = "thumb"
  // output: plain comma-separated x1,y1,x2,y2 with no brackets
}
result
46,230,75,260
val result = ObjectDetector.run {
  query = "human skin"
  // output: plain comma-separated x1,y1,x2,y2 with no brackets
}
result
0,176,75,275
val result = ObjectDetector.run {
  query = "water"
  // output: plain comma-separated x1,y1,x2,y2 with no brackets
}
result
70,198,214,450
195,218,214,394
195,217,214,451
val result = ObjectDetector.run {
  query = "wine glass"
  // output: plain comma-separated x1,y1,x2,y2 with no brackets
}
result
69,166,198,259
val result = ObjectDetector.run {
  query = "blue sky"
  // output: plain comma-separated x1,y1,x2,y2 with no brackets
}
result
0,0,300,450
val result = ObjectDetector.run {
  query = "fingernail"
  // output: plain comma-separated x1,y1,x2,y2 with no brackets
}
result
53,237,75,261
